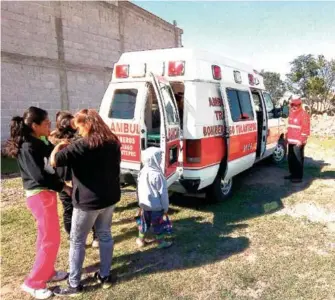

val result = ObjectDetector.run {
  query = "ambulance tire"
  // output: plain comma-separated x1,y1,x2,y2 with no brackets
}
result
271,139,287,164
206,174,233,203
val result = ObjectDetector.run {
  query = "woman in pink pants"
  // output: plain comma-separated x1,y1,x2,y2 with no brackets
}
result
5,107,71,299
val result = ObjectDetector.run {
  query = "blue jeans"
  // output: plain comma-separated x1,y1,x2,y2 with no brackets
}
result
68,205,115,287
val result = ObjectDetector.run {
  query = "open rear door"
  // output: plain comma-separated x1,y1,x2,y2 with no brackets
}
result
150,73,182,187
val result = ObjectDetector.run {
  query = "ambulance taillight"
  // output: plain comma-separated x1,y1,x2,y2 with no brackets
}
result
168,61,185,76
186,139,201,163
212,65,221,80
115,65,129,78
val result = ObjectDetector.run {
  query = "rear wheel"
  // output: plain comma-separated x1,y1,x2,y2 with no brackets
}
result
272,139,286,164
206,174,233,203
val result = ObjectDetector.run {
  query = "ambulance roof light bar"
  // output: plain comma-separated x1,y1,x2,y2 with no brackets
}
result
168,61,185,76
115,65,129,78
212,65,221,80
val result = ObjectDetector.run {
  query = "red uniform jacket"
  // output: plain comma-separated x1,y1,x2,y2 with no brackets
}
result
287,109,311,145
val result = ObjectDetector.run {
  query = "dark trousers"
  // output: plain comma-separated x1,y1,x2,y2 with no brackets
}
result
288,144,305,180
59,191,97,239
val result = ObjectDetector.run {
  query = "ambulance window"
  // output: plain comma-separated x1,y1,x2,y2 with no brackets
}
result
160,85,178,124
226,89,254,122
238,91,254,120
226,89,241,122
109,89,138,119
263,93,275,118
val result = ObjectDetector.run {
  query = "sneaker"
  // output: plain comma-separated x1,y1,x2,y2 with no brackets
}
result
157,240,173,249
48,270,68,282
53,284,83,297
92,239,99,248
136,238,146,248
21,283,53,299
94,272,113,289
284,175,292,179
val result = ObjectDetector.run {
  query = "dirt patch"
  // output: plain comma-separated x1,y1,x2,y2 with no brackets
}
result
276,202,335,224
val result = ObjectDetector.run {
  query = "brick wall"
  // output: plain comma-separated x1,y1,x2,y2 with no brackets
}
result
1,1,183,141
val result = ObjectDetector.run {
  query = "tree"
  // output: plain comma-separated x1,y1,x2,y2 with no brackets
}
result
286,54,335,114
260,70,286,105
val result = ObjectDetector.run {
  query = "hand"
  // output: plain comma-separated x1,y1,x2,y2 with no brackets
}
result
296,141,302,147
63,185,72,196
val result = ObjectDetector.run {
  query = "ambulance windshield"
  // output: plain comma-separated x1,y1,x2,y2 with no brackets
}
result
109,89,138,119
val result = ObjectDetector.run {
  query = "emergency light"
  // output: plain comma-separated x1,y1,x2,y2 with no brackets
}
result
115,65,129,78
168,61,185,76
212,65,222,80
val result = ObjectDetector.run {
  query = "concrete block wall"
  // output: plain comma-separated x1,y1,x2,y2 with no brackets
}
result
1,1,183,141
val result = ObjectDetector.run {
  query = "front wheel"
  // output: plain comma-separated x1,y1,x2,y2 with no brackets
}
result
272,139,287,164
206,175,233,203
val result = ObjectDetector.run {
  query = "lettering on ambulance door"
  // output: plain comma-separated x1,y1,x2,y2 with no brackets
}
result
150,74,181,187
263,92,280,150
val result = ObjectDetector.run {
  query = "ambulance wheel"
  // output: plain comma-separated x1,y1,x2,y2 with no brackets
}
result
272,140,286,164
206,175,233,203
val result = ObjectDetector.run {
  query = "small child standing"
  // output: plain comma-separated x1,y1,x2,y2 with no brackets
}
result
136,147,173,249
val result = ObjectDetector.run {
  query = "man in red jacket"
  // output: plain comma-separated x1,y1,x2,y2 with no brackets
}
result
285,98,311,183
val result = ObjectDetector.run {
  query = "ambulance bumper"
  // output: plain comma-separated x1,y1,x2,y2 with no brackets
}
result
179,178,201,193
120,168,138,185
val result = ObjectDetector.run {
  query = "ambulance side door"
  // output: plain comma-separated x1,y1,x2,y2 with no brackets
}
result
262,92,280,153
220,84,257,179
150,74,182,187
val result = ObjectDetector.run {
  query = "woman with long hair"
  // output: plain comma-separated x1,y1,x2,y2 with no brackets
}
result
49,111,98,246
5,107,69,299
50,109,121,296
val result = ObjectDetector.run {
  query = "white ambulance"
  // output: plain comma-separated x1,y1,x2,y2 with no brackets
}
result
99,48,287,202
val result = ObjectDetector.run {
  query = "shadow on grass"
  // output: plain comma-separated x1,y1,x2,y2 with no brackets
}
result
171,157,332,228
82,216,249,292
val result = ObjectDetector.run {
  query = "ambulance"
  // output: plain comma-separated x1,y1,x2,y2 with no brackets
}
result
99,48,287,202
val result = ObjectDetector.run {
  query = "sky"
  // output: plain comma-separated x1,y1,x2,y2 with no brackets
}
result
134,1,335,79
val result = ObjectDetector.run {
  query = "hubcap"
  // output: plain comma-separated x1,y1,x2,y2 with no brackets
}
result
220,178,232,195
273,144,285,162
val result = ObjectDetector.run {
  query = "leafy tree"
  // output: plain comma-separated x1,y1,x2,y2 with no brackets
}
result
286,54,335,114
260,70,286,105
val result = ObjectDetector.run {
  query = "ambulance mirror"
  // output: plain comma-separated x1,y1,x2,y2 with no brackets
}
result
281,105,289,118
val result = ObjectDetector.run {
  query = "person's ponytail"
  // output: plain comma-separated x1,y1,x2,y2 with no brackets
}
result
5,116,32,158
4,106,48,158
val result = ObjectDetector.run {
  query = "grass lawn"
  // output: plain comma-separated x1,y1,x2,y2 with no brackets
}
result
1,137,335,300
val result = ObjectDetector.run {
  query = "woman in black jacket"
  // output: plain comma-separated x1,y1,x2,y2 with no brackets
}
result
5,107,69,299
50,109,121,296
49,111,98,247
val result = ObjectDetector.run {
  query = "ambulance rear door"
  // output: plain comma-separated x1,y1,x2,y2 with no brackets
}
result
150,73,182,187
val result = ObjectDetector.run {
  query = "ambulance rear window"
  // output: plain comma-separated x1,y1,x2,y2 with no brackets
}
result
109,89,138,119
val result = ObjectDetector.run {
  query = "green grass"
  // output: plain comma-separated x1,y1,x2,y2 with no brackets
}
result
1,137,335,300
1,156,19,175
